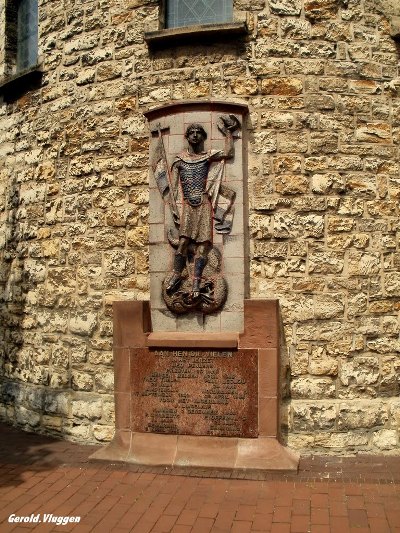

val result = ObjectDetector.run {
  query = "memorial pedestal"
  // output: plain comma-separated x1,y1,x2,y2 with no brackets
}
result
91,300,299,471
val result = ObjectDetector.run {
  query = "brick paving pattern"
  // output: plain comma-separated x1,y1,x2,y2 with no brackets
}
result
0,424,399,532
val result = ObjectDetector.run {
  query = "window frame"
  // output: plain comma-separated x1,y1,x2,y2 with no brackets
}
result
0,0,41,101
16,0,39,73
145,0,247,49
164,0,233,30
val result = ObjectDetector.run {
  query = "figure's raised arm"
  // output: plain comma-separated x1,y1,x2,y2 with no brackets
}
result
212,114,241,160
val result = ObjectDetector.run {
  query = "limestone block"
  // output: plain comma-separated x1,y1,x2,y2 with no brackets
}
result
49,372,69,389
384,272,400,296
51,346,69,369
348,251,381,276
275,174,309,195
37,310,69,333
252,131,277,154
15,406,41,427
356,122,391,143
281,19,310,39
287,433,315,449
231,78,258,95
304,0,339,20
338,402,388,430
311,173,345,194
291,377,336,399
95,370,114,394
96,62,122,82
310,132,338,154
347,293,368,319
104,250,136,276
71,400,102,420
253,242,288,259
273,155,302,173
76,68,96,86
88,351,113,365
69,311,97,336
314,432,369,448
371,429,398,450
93,425,114,442
340,357,380,387
278,132,308,153
127,226,149,248
327,216,355,233
72,371,94,392
64,424,91,440
24,260,46,282
290,351,309,376
367,337,400,354
390,401,400,428
44,392,69,416
309,346,339,375
308,251,344,274
292,402,336,430
249,214,272,239
261,77,303,96
102,401,115,424
41,416,63,430
260,112,294,129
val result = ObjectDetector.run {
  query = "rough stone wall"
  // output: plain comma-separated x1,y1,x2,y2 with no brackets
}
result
0,0,399,453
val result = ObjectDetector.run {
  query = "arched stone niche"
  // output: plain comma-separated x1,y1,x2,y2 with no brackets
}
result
144,100,249,333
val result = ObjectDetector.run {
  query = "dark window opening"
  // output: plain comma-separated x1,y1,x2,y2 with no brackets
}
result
1,0,41,101
17,0,38,71
4,0,38,75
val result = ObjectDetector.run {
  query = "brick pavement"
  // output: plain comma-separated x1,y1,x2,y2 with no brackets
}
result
0,423,399,532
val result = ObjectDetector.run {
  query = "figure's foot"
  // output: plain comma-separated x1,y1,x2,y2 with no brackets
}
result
166,273,182,295
192,278,201,299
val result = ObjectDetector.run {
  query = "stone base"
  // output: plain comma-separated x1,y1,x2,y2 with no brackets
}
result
90,299,299,472
92,432,299,471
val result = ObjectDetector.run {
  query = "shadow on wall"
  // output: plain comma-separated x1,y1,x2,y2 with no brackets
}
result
0,163,48,432
279,307,291,447
0,175,25,392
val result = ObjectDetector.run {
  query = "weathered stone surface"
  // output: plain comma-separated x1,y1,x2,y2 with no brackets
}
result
304,0,339,20
0,0,399,454
291,377,336,399
371,429,398,450
338,402,388,430
269,0,302,15
292,402,336,430
261,77,303,96
340,357,380,387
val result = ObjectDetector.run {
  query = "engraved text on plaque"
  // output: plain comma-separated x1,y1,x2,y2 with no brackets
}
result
131,349,258,438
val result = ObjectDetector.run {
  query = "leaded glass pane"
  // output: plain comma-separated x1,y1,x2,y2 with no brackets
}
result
17,0,38,71
166,0,232,29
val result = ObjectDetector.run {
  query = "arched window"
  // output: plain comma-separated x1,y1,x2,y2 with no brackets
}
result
166,0,233,29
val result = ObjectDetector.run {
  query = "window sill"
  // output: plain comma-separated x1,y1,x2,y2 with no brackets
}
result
144,22,248,49
0,64,43,102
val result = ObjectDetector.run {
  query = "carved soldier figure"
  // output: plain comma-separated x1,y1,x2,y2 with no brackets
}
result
166,117,239,300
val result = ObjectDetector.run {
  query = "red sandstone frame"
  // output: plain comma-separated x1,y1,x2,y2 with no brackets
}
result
92,300,299,471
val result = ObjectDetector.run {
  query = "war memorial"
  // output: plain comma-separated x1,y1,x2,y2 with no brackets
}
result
0,0,400,466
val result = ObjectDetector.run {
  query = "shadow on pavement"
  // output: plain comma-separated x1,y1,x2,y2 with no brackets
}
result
0,422,99,488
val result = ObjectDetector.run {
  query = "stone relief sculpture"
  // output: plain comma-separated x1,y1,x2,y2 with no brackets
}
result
151,115,240,314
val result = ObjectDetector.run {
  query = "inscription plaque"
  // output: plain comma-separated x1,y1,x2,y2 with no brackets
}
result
131,348,258,438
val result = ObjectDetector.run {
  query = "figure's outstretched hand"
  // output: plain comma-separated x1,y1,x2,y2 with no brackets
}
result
217,114,241,136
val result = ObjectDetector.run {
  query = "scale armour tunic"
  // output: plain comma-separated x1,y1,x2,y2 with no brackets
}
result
173,153,214,244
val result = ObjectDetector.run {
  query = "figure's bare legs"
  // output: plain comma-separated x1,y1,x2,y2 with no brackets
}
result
166,237,190,295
